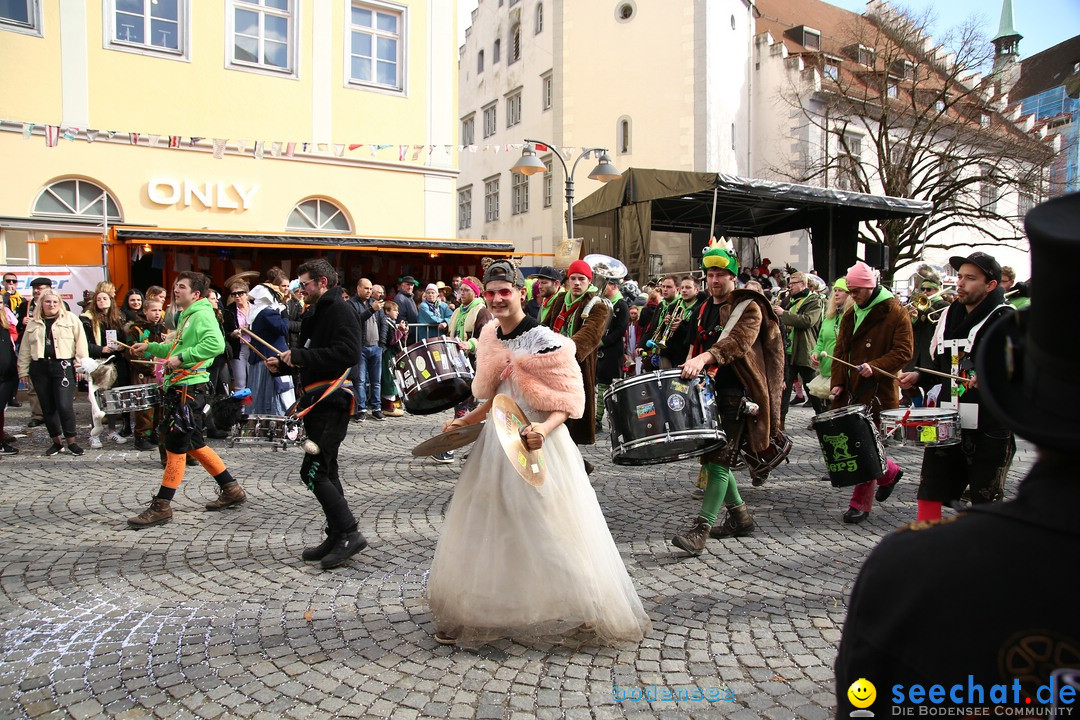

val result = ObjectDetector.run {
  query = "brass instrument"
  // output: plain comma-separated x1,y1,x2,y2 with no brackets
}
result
904,288,946,312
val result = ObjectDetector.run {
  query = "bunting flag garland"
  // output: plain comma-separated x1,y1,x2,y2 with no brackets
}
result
302,142,309,153
189,136,203,146
212,138,228,159
169,135,181,148
333,143,345,157
44,125,60,147
128,132,140,145
22,122,35,139
348,143,363,151
103,131,116,140
86,129,99,143
62,126,78,141
285,142,296,157
235,139,249,153
316,143,328,152
270,141,283,158
149,134,162,148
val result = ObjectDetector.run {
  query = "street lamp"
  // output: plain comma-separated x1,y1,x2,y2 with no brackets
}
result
511,139,621,240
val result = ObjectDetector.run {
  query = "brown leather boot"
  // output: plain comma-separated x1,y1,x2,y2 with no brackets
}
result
671,516,712,556
710,503,755,539
128,497,173,528
205,482,247,511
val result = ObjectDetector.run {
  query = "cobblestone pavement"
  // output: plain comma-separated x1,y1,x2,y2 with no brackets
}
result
0,398,1036,720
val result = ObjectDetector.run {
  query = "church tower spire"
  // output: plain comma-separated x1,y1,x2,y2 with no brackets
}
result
992,0,1022,72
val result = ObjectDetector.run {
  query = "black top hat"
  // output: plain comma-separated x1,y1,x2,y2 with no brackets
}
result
528,266,560,282
976,192,1080,453
949,252,1002,284
29,276,53,287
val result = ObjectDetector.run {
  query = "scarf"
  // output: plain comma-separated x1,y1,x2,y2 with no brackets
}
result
453,297,485,338
553,291,590,336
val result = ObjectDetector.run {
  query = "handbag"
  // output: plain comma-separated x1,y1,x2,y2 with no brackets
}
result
807,373,833,400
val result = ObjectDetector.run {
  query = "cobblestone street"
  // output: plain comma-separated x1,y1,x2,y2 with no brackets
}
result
0,399,1036,720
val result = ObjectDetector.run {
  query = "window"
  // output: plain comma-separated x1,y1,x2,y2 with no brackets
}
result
484,175,500,223
230,0,294,74
458,186,472,230
108,0,185,56
859,46,875,67
511,172,529,215
887,84,898,99
541,70,552,111
980,166,998,212
34,180,121,220
803,29,820,50
935,98,946,113
836,135,862,191
542,157,553,208
535,2,543,33
510,23,521,63
823,63,839,81
287,198,351,232
461,115,475,146
0,0,41,35
349,3,405,91
482,102,497,138
477,49,484,73
505,90,522,128
617,116,631,154
980,113,991,128
493,38,500,63
1017,191,1034,218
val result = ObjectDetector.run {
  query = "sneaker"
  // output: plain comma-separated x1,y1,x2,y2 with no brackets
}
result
66,443,84,456
90,436,103,449
45,443,64,456
0,443,18,455
320,530,368,569
107,431,128,445
352,411,367,423
133,437,155,451
371,410,385,421
432,451,455,464
302,528,338,561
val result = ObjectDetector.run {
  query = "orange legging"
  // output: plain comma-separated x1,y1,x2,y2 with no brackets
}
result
161,446,227,489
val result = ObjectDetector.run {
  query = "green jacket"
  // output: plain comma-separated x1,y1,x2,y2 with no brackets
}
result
812,311,844,377
779,290,823,367
146,298,224,389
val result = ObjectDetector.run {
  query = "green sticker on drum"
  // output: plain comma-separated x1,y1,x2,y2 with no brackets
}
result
919,425,937,443
421,369,431,379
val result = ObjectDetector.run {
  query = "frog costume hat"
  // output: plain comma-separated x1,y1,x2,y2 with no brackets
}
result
701,238,739,276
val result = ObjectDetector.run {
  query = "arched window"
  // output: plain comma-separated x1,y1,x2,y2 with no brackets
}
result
617,116,632,154
510,23,521,63
535,3,543,33
477,49,484,73
287,198,351,233
33,179,121,220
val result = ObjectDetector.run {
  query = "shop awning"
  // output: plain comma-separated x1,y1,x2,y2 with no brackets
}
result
114,228,514,255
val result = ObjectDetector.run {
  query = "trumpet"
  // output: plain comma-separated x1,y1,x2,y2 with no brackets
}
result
904,288,946,312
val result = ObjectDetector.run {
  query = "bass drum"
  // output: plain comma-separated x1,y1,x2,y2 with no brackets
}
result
393,337,474,415
811,404,886,487
604,370,726,466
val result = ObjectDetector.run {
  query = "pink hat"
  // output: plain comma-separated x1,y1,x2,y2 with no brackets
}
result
845,261,876,289
567,259,592,281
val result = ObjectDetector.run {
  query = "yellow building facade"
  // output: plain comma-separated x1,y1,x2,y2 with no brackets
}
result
0,0,508,300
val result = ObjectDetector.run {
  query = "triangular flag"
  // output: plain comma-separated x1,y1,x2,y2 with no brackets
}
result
333,144,345,157
129,132,140,145
534,142,548,151
85,129,99,143
348,143,363,151
270,141,283,158
285,142,296,157
148,134,161,147
169,135,181,148
316,143,328,152
410,145,422,161
44,125,60,147
103,131,116,140
302,142,309,152
21,123,35,139
62,126,78,141
236,139,249,153
189,136,204,146
252,140,264,159
212,138,228,159
468,145,478,153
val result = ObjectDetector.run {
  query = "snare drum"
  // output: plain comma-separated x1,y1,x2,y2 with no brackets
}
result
811,404,887,487
227,414,303,450
393,337,474,415
604,370,726,466
880,408,960,447
97,383,162,413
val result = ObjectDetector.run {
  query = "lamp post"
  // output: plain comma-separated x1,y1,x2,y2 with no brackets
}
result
510,139,621,241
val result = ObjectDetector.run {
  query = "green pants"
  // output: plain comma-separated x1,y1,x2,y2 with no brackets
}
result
698,461,744,525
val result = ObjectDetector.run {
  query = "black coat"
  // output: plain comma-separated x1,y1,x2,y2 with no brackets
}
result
835,458,1080,715
291,287,361,388
596,297,629,385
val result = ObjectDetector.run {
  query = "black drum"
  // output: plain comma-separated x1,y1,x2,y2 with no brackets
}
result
811,404,886,487
392,337,474,415
604,370,726,466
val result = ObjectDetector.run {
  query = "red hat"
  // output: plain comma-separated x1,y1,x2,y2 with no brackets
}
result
567,259,592,280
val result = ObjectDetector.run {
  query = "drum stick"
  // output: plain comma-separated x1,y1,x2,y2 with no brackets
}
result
915,366,970,383
243,329,285,357
111,339,135,350
819,352,899,380
130,358,166,365
239,336,270,362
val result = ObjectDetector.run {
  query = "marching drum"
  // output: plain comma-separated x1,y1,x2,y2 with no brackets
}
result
392,337,474,415
811,405,887,487
97,384,162,414
227,414,303,451
880,408,961,447
604,370,726,466
741,431,793,479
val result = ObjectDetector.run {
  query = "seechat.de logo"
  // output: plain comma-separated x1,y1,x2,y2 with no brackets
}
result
847,678,877,717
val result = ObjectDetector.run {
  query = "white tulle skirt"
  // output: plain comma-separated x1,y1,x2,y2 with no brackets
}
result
427,383,650,648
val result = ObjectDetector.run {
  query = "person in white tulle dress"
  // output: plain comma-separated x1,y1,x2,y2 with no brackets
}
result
426,260,651,648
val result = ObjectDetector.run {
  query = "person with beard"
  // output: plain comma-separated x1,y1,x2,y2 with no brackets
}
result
593,275,629,434
900,264,951,406
659,275,705,371
525,266,561,322
541,259,611,469
639,275,680,369
897,253,1015,520
266,259,366,569
393,276,420,344
670,244,785,555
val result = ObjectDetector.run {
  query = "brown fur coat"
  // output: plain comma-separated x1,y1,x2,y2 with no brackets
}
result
471,322,585,419
830,290,913,420
702,290,786,453
541,290,611,444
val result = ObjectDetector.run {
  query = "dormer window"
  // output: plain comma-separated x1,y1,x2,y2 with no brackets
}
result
844,43,875,67
824,62,839,80
890,59,915,81
785,25,821,51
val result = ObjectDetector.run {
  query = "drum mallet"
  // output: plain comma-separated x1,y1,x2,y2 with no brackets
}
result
818,352,899,380
238,336,270,362
915,366,971,384
244,330,286,357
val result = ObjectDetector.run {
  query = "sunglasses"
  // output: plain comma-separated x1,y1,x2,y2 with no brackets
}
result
230,291,247,297
3,278,17,283
483,288,516,301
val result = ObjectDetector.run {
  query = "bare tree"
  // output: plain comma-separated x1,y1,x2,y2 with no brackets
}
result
772,5,1053,281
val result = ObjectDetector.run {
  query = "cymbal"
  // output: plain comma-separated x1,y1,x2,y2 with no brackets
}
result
411,423,484,456
224,270,261,289
491,394,546,487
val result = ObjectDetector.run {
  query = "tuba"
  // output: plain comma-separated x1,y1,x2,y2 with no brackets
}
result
582,253,628,282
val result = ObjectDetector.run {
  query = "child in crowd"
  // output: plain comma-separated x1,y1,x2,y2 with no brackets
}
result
380,300,408,416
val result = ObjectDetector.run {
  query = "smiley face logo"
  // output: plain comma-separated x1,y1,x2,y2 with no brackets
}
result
847,678,876,709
